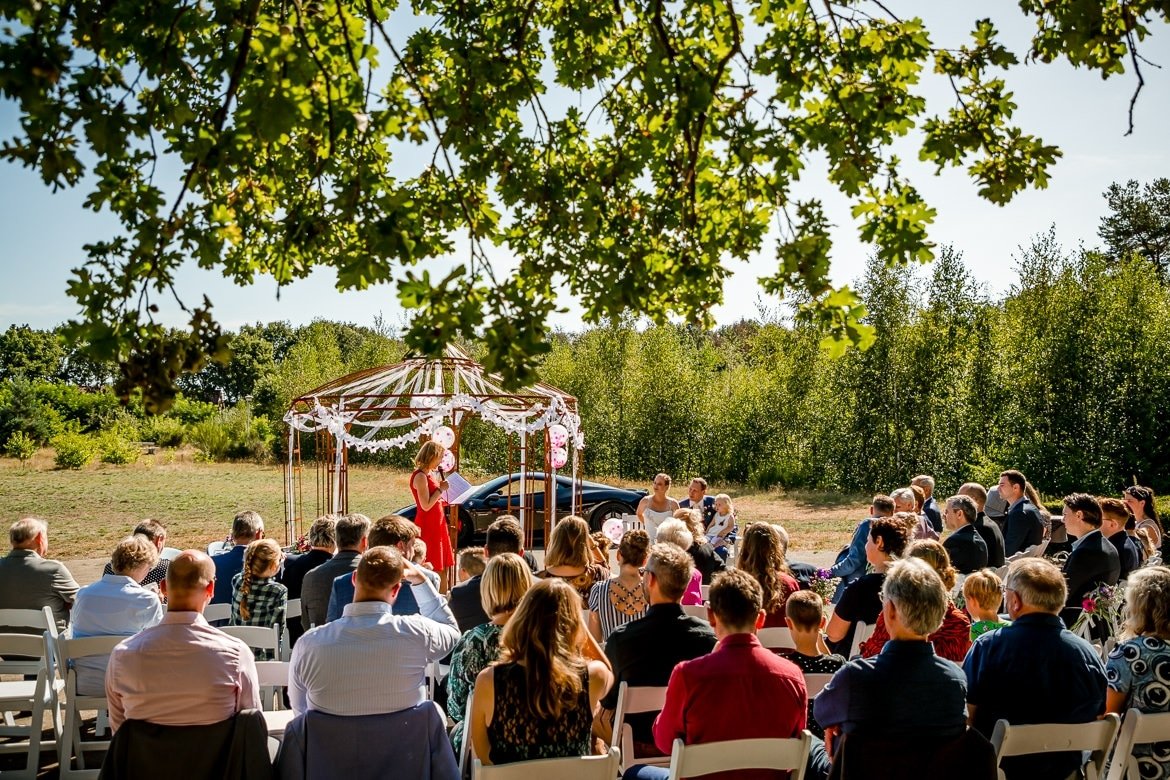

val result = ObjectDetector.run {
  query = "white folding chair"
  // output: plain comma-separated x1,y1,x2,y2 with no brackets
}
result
254,660,290,712
757,627,796,651
55,635,125,779
458,695,474,778
207,540,232,556
473,746,620,779
1105,709,1170,780
160,546,182,560
0,608,54,677
803,673,834,699
990,714,1121,780
667,733,812,779
203,602,232,623
848,621,874,659
681,604,709,620
612,682,669,773
621,514,644,533
0,632,62,776
281,598,302,660
699,585,710,603
220,625,281,660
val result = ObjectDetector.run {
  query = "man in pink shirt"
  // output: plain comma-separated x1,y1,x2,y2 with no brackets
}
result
105,550,260,732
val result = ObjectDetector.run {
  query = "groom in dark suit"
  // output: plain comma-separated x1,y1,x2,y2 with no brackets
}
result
1059,493,1120,625
998,470,1045,557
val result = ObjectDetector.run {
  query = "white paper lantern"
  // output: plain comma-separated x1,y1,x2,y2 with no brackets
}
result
432,425,456,449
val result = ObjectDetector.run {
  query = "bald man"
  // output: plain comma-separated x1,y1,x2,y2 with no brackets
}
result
105,550,260,732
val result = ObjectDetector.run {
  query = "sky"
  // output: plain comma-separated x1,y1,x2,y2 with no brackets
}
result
1,1,1168,336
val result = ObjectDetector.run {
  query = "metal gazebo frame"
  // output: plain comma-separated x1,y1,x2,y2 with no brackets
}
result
281,345,584,554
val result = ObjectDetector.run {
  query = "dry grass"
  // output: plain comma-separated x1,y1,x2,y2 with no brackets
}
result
0,452,869,563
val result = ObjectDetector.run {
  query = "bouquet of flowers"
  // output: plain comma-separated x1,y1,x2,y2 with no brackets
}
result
810,569,841,603
293,534,311,553
1070,583,1126,640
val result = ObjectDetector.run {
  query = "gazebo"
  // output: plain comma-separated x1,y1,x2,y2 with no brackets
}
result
281,344,584,550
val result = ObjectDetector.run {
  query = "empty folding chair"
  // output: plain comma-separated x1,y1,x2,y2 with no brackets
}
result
255,660,290,712
1105,708,1170,780
667,734,813,779
473,746,620,779
990,714,1120,780
55,635,125,779
220,624,281,660
0,632,62,776
612,682,669,774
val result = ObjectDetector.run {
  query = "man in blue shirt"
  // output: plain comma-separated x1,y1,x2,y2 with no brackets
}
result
964,558,1106,780
326,515,434,621
828,495,894,602
210,510,264,605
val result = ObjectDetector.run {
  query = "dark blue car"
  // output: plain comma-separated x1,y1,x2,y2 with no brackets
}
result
395,472,647,547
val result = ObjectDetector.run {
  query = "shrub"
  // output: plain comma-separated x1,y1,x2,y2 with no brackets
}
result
188,419,232,461
98,433,140,465
169,395,219,425
4,431,36,463
52,432,96,469
0,376,64,445
140,415,186,448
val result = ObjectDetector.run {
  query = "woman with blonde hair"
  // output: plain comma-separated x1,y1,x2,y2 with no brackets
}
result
410,440,455,578
738,521,800,626
469,578,613,765
674,508,725,584
859,539,972,662
537,515,609,600
231,538,287,658
1106,566,1170,779
447,553,533,755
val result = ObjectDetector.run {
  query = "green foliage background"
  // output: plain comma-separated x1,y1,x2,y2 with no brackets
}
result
4,238,1169,496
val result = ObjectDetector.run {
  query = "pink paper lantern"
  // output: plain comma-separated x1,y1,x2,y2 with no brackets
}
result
439,449,456,472
551,446,568,470
548,424,569,448
432,425,456,449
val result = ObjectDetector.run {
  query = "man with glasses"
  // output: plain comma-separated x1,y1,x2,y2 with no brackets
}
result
592,543,716,753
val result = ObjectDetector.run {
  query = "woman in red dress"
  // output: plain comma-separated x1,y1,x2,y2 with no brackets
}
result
410,441,456,580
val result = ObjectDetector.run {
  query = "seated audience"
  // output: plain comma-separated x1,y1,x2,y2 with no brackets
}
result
211,510,264,605
101,518,170,587
456,547,486,584
301,512,369,629
964,558,1106,780
962,569,1011,640
278,514,337,647
1060,493,1121,623
411,537,430,568
0,517,79,631
594,542,716,749
230,539,287,657
778,590,845,740
469,578,613,765
655,519,704,605
913,474,943,534
447,554,533,756
588,528,650,642
706,493,737,558
943,494,989,574
739,521,800,627
1105,566,1170,780
674,508,726,584
998,470,1044,558
105,550,260,732
70,535,165,695
828,495,895,602
536,515,609,600
492,515,540,573
958,482,1006,568
624,569,811,780
449,517,525,633
860,539,971,663
826,515,911,656
327,514,439,621
817,558,967,742
896,486,938,541
1099,497,1140,579
290,546,460,716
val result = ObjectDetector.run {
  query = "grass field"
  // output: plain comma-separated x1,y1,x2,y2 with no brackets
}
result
0,449,869,562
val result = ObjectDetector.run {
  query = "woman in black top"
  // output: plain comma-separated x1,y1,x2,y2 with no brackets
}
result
825,514,912,656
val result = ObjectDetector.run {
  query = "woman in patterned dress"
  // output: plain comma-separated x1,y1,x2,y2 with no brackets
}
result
446,553,533,756
1106,566,1170,780
468,578,613,765
587,528,650,642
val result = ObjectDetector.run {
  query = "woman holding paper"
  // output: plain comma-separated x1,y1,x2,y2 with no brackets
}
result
410,440,456,578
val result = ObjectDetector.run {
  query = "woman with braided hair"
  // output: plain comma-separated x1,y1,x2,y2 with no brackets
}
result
230,538,287,658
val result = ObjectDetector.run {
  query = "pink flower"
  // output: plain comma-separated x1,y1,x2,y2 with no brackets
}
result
1082,598,1096,613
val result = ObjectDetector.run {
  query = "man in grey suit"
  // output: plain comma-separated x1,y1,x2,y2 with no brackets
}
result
300,513,370,630
0,517,80,631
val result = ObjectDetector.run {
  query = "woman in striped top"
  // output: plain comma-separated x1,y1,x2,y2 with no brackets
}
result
587,528,650,642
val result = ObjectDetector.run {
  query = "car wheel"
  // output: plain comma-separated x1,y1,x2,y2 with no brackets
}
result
456,507,477,548
588,501,633,533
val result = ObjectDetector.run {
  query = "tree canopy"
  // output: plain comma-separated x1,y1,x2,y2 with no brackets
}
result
2,0,1166,410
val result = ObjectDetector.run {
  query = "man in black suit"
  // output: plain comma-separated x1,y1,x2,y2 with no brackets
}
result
959,482,1006,568
278,515,337,647
300,513,369,630
447,516,528,633
1060,494,1120,624
1098,498,1140,580
913,475,943,534
942,495,988,574
998,470,1045,557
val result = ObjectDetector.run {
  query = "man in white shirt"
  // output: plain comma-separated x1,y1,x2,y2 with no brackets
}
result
71,535,165,695
289,545,460,716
